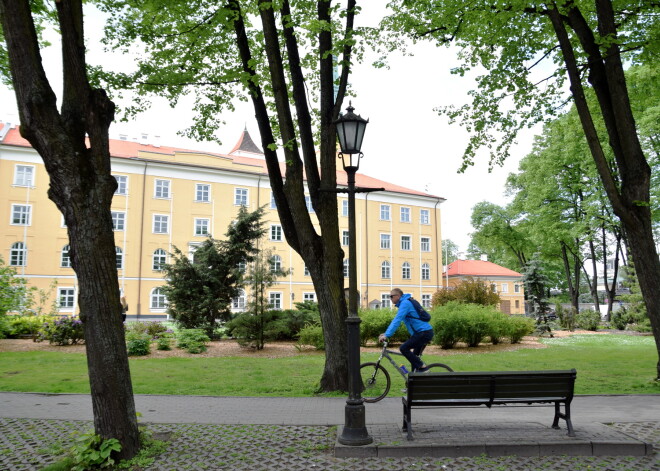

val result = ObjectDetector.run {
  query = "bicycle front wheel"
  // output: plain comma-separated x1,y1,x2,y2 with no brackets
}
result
359,362,391,403
426,363,454,372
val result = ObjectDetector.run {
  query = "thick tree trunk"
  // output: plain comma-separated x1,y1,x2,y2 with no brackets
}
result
0,0,140,458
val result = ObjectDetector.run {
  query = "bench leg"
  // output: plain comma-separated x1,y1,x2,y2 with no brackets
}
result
553,401,576,437
402,403,414,440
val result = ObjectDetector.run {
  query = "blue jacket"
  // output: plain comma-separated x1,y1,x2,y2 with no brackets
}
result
384,293,433,338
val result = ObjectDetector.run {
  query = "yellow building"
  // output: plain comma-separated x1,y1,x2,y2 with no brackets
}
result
0,121,446,319
442,259,526,314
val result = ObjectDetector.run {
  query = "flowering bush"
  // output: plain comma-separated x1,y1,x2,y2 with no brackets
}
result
37,316,85,345
126,331,151,356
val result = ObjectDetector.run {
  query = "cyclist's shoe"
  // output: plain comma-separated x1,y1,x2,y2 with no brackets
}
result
415,365,431,373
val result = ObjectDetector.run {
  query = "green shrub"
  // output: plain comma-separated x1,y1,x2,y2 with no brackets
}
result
505,316,535,343
0,316,10,339
68,431,121,471
155,335,173,351
275,303,320,340
556,304,576,330
296,323,324,350
176,329,210,354
226,310,285,349
488,312,509,345
430,302,465,349
37,316,85,345
126,332,151,356
6,314,53,338
457,305,498,347
359,308,407,346
576,310,600,331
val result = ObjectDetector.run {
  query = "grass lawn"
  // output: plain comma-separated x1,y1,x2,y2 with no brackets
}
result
1,334,658,396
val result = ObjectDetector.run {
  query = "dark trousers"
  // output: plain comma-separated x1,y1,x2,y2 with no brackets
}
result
400,329,434,371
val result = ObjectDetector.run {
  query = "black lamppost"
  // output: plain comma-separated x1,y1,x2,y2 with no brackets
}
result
335,103,375,446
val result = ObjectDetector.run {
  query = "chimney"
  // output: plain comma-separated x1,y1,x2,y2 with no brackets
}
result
481,254,488,261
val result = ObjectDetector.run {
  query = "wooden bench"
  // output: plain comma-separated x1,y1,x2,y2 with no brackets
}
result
402,369,576,440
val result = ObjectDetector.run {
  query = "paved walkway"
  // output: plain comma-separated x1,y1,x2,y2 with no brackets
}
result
1,392,659,470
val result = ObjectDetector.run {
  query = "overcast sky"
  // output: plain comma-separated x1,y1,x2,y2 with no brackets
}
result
0,5,543,253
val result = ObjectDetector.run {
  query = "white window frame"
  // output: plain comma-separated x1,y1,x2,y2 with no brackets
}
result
10,242,26,266
402,262,411,280
153,214,169,234
380,233,391,250
303,292,316,302
153,249,167,271
232,290,247,311
270,224,283,241
269,292,282,310
421,237,431,252
116,247,124,269
381,261,391,279
150,287,167,311
421,294,432,308
342,200,349,217
234,187,248,206
501,283,509,293
195,183,210,203
381,293,391,308
343,259,349,277
514,284,521,293
14,165,35,187
270,192,277,209
380,204,391,221
270,255,282,273
421,263,430,281
194,218,210,236
111,211,126,231
113,175,128,195
342,230,350,246
154,179,171,199
420,209,430,225
400,207,411,223
10,204,32,226
61,245,71,268
401,235,412,251
304,265,310,276
305,195,315,213
58,287,76,311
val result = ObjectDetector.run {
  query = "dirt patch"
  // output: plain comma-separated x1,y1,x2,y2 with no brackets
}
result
0,330,605,359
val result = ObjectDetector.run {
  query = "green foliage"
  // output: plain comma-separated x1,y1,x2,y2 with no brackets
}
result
296,323,325,350
0,256,28,316
4,314,54,338
358,308,407,346
162,207,266,338
576,310,601,331
556,304,576,331
126,321,168,339
37,316,85,345
176,329,210,354
126,332,151,356
155,334,173,351
226,310,285,349
505,316,535,344
523,254,550,316
68,431,121,471
115,427,168,470
432,277,501,307
487,311,509,345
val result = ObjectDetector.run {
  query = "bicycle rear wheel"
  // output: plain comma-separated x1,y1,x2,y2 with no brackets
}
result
425,363,454,372
359,362,391,403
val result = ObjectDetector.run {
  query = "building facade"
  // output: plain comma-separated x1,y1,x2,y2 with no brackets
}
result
0,122,446,319
442,259,526,314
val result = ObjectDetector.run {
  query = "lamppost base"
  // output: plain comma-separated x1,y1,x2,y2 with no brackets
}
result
337,402,373,446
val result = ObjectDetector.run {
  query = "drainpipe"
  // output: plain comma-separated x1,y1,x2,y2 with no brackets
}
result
136,161,148,320
434,198,441,289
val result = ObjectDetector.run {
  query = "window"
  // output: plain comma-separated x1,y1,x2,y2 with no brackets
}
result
380,204,390,221
11,204,31,226
232,291,246,311
237,261,246,273
153,215,169,234
270,192,277,209
343,259,349,277
270,224,282,241
381,293,391,308
234,188,248,206
115,247,124,269
61,245,71,268
188,243,201,263
195,184,210,202
113,175,128,195
153,249,166,271
421,263,430,281
58,288,75,310
14,165,34,187
401,235,411,251
515,300,520,309
111,211,126,231
304,265,310,276
270,255,282,273
491,283,497,292
194,218,210,236
501,283,509,293
420,209,430,225
305,195,315,213
514,284,521,293
400,207,411,223
342,230,350,246
154,179,170,199
402,262,411,280
303,292,316,302
421,237,430,252
342,200,349,217
381,261,391,279
10,242,26,266
269,292,282,309
380,234,391,250
421,294,431,308
150,288,167,310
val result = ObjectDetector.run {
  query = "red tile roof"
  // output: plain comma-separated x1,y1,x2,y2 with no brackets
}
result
1,122,443,199
444,259,522,278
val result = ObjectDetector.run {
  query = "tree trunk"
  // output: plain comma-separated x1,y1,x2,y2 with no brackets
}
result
0,0,139,458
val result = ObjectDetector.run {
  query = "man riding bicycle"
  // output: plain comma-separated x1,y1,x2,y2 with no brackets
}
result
378,288,434,373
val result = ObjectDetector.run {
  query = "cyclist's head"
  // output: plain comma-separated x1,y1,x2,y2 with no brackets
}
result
389,288,403,302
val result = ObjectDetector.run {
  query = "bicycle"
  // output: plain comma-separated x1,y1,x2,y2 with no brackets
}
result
360,340,453,403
